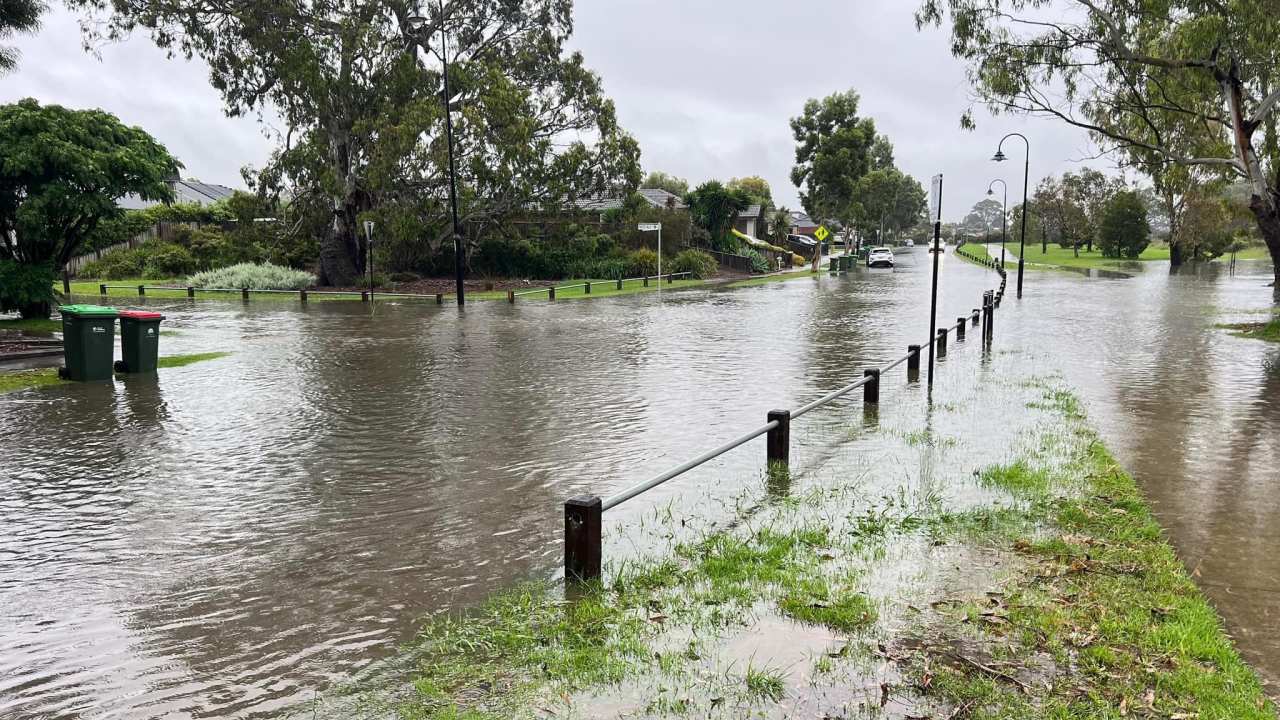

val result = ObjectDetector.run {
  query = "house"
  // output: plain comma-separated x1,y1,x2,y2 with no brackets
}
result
733,205,768,239
118,174,239,210
569,189,688,213
789,211,822,238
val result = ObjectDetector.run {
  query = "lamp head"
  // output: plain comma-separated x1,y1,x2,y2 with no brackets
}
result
405,14,428,29
986,189,994,196
991,150,1007,162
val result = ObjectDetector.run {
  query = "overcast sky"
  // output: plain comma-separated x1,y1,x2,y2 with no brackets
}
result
3,0,1111,222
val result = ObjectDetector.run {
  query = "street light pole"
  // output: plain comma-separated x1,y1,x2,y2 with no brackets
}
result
992,133,1030,298
439,2,465,305
987,179,1008,269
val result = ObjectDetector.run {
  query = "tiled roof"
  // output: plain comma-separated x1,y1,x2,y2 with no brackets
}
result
118,178,240,210
637,188,687,209
738,204,763,218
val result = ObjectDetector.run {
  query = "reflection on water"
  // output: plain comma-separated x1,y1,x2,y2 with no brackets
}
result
1,253,1278,716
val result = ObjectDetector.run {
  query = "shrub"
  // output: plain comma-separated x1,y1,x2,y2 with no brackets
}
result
626,248,659,277
0,260,55,316
143,243,197,278
741,247,770,273
188,262,316,290
670,249,718,279
1099,190,1151,259
80,246,147,279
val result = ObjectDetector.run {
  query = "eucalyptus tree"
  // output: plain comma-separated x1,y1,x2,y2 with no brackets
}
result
0,0,43,72
917,0,1280,291
69,0,640,285
790,90,878,231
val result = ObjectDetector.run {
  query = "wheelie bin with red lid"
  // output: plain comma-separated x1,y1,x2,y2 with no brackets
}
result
115,310,165,373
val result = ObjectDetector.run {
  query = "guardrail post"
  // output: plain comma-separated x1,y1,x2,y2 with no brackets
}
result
666,274,673,284
937,328,948,357
766,409,790,467
507,290,515,303
564,496,603,583
138,284,145,297
616,278,623,291
299,289,307,303
436,294,443,305
863,369,880,404
956,318,966,341
829,258,837,273
907,345,921,373
361,291,369,302
548,287,556,301
187,286,196,299
99,284,107,296
585,281,591,294
643,276,649,287
243,288,251,301
972,309,980,326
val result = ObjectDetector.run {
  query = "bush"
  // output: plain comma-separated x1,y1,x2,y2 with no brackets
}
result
670,249,718,279
80,246,147,279
0,260,55,316
741,247,770,273
1099,190,1151,259
143,243,197,278
626,248,659,277
188,262,316,290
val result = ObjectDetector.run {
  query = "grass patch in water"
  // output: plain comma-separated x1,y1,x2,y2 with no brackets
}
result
1217,318,1280,343
743,663,786,702
0,368,66,394
157,351,231,368
978,460,1050,498
723,268,817,289
778,575,876,632
0,316,60,333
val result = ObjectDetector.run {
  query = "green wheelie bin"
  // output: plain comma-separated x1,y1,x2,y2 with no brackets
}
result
115,310,165,373
58,304,119,381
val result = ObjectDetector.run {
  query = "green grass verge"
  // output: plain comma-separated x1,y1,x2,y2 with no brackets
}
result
0,317,61,333
1003,242,1169,270
722,268,818,289
1216,318,1280,343
505,278,704,302
0,352,231,394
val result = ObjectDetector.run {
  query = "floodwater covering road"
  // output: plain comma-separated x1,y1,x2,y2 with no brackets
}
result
1,251,1277,717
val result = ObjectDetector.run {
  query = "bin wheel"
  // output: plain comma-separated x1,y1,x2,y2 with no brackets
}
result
113,360,127,373
57,367,68,380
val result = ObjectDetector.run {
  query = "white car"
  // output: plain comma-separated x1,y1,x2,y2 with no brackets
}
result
866,247,895,268
904,239,914,248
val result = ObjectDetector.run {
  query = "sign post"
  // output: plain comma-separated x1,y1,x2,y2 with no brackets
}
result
814,225,830,254
638,222,662,288
927,174,943,389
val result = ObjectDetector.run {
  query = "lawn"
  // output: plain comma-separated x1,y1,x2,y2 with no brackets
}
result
1000,242,1169,270
60,277,707,304
1217,317,1280,343
0,352,232,394
722,268,819,289
0,317,61,333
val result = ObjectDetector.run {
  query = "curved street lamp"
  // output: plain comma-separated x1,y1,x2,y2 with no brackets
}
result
987,179,1008,270
992,133,1030,298
407,6,466,305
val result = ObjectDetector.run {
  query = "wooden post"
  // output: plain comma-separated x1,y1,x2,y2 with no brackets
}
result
937,328,948,357
584,281,591,295
666,274,673,284
242,288,250,301
99,284,107,296
766,409,790,467
972,309,980,326
507,290,515,304
436,294,443,305
956,318,966,341
564,496,603,583
361,291,369,302
616,278,623,291
643,276,649,287
299,289,307,303
548,287,556,301
188,286,196,299
62,270,70,294
907,345,921,373
863,369,880,404
138,285,145,297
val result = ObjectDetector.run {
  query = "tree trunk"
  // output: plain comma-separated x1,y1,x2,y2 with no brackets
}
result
19,300,51,320
1248,194,1280,294
1169,241,1184,269
319,206,360,286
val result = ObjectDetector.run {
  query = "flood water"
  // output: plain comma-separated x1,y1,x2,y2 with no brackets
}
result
1,250,1277,717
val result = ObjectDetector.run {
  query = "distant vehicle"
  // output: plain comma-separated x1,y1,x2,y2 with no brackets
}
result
904,239,915,248
866,247,895,268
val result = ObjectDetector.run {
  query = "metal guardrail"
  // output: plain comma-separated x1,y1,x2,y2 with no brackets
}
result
507,272,692,302
97,284,452,304
564,272,1008,582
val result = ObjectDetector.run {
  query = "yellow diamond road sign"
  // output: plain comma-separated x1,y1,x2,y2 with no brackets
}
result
814,225,830,242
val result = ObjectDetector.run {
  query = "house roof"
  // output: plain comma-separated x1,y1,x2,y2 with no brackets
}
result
790,211,819,228
118,178,239,210
568,196,624,211
737,204,764,218
637,188,687,209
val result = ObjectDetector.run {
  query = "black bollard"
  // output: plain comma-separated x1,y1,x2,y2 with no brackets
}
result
766,409,791,467
564,496,603,583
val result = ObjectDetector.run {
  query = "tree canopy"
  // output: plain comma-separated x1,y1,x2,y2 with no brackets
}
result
70,0,640,286
0,0,42,72
685,181,749,250
0,98,177,317
727,176,773,208
790,90,878,230
641,171,689,197
1099,189,1151,259
917,0,1280,289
